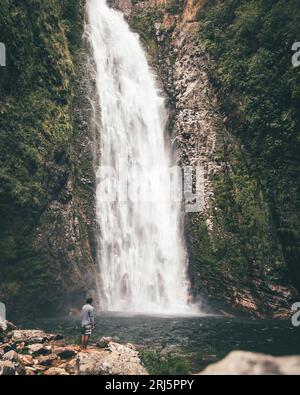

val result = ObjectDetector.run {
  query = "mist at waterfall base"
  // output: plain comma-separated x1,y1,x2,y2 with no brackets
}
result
85,0,200,315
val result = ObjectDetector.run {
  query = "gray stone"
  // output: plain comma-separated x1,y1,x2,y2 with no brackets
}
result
44,367,69,376
19,354,34,366
27,343,51,357
37,353,58,366
2,350,19,362
8,330,47,344
96,336,113,349
52,346,76,359
200,351,300,375
0,360,16,375
78,343,147,375
25,367,36,375
0,344,11,356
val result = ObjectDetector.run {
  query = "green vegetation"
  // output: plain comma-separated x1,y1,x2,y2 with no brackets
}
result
1,0,299,317
130,8,162,60
165,0,185,15
0,0,91,316
140,350,192,375
196,0,300,292
126,0,299,311
0,0,80,261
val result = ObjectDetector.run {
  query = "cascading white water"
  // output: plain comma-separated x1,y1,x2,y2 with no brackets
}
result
85,0,198,314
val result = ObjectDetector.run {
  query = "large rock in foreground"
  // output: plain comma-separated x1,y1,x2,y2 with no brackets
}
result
200,351,300,375
78,342,147,375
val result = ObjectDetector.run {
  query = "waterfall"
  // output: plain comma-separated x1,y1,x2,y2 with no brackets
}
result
85,0,198,314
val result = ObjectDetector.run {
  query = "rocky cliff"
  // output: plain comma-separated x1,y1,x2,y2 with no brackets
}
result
0,0,97,317
0,0,299,318
114,0,300,317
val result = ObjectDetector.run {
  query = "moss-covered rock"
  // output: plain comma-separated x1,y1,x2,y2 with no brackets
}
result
0,0,97,318
119,0,299,317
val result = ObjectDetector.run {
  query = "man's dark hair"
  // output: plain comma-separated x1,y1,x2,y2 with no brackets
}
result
86,297,93,304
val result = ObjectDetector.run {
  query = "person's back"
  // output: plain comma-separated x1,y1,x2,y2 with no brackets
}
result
81,303,95,327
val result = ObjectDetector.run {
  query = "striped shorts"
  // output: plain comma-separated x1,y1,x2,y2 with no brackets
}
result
82,324,93,336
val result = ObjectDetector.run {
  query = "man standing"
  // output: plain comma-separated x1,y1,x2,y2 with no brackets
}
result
81,297,95,350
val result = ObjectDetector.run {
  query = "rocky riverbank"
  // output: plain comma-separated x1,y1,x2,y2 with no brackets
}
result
0,329,147,375
1,325,300,375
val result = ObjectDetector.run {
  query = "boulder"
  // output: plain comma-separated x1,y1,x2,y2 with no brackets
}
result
200,351,300,375
0,360,16,375
0,320,15,332
16,342,26,351
48,334,64,341
59,357,80,374
36,353,58,367
2,350,19,362
52,346,77,359
44,367,69,376
8,330,47,345
6,321,16,331
25,367,36,375
27,343,51,357
107,341,136,353
78,343,147,375
96,336,113,349
0,344,12,356
33,364,47,372
19,354,34,366
0,320,7,332
97,336,121,349
78,351,113,375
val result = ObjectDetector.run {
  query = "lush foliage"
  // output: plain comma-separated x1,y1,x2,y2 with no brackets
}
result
0,0,82,262
0,0,90,315
197,0,300,291
140,350,192,375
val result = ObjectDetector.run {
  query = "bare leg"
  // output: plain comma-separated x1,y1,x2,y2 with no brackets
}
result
82,335,90,350
85,335,90,349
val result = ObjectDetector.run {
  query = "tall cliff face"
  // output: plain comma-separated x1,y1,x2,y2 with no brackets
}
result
1,0,299,319
115,0,299,317
0,0,97,317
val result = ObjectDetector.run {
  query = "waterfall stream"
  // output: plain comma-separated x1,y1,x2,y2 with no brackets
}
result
85,0,198,314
